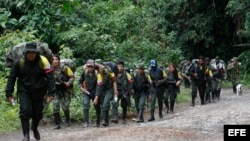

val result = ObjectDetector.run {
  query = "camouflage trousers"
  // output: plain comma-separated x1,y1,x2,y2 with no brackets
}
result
211,78,222,100
53,90,71,113
230,78,240,93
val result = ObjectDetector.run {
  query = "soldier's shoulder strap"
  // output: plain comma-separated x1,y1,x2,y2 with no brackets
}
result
19,55,45,70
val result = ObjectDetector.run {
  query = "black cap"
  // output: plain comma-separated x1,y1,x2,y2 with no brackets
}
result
24,42,39,53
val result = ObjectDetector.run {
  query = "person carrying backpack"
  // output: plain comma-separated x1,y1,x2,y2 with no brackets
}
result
78,59,103,128
111,60,133,124
94,59,118,126
132,63,152,122
5,42,56,141
52,54,75,129
148,60,167,121
164,64,183,114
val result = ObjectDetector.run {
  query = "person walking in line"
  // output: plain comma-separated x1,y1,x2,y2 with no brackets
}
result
79,59,103,128
164,64,182,113
132,63,152,122
52,54,75,129
189,56,207,106
111,60,133,124
5,42,56,141
148,60,167,121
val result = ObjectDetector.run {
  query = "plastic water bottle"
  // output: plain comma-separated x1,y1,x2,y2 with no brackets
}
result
114,95,118,102
11,99,16,105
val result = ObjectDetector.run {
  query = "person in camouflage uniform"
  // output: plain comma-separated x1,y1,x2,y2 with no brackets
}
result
52,54,75,129
132,63,152,122
5,42,55,141
95,59,118,127
181,58,192,88
210,56,226,101
111,60,133,124
148,60,167,121
227,57,241,94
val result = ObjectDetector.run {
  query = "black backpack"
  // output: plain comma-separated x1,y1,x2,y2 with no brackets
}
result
103,62,118,76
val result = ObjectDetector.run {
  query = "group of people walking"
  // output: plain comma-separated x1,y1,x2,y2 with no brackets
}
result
5,42,241,141
181,55,241,106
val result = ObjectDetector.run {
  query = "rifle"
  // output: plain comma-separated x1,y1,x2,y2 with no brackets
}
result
118,86,131,107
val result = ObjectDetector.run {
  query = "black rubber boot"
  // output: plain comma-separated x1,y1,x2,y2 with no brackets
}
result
164,100,169,113
191,96,195,106
170,101,175,113
64,112,71,127
122,107,127,124
136,109,143,123
53,113,61,129
21,118,30,141
148,109,155,122
217,90,221,100
233,85,236,94
31,119,40,140
83,109,89,128
102,110,109,126
93,108,101,127
111,107,118,123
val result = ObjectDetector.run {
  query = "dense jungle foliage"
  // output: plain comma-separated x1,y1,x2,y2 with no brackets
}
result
0,0,249,133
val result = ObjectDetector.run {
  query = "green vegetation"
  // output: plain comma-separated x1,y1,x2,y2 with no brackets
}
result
1,0,250,133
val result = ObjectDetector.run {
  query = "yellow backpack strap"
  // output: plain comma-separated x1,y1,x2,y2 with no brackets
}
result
18,57,25,70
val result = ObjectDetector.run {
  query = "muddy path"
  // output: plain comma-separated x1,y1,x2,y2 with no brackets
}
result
1,88,250,141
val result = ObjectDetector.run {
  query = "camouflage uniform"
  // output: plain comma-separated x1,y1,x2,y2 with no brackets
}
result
210,56,226,101
227,57,241,93
181,60,192,88
53,56,75,129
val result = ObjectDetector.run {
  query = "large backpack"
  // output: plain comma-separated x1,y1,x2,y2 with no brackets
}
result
103,61,118,76
60,58,76,73
5,41,53,68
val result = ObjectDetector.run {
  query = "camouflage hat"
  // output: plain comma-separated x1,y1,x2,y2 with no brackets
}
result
24,42,39,53
215,56,220,59
137,63,146,69
205,57,210,61
95,59,103,64
232,57,238,61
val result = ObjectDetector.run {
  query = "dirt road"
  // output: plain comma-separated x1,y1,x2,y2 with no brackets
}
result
1,88,250,141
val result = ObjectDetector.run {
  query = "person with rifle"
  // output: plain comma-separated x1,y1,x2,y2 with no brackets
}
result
5,42,55,141
79,59,103,128
52,54,75,129
210,56,226,101
111,60,133,124
95,59,118,126
148,60,167,121
189,56,207,106
132,63,152,122
164,64,182,113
